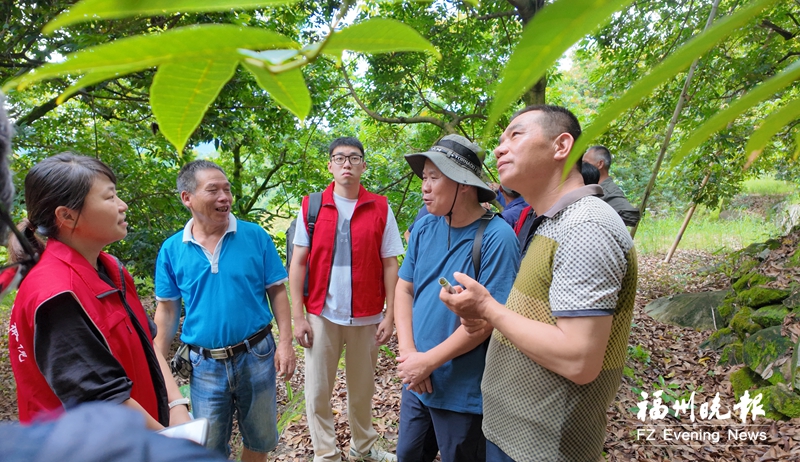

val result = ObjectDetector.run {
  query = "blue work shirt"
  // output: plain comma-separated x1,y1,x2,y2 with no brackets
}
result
155,215,287,349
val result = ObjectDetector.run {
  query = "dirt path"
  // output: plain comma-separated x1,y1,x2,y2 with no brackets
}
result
1,249,797,461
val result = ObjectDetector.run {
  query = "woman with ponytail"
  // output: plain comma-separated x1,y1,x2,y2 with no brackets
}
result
7,153,190,430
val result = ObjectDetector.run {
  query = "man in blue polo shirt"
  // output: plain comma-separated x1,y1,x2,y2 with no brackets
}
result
154,160,295,461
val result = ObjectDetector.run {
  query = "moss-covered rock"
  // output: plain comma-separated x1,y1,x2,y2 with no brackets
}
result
784,289,800,311
743,326,793,379
718,297,740,326
773,383,800,418
766,360,793,386
700,327,739,351
730,367,766,399
732,271,774,293
751,386,789,420
731,257,760,281
719,342,744,366
751,305,790,328
736,287,791,308
731,307,763,337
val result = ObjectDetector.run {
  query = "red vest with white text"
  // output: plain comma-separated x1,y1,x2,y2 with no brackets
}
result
9,239,162,424
302,182,388,318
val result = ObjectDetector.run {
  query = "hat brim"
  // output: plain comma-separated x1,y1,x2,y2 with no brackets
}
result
405,151,496,203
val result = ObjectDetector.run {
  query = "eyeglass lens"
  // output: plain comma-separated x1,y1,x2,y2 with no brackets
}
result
331,155,362,165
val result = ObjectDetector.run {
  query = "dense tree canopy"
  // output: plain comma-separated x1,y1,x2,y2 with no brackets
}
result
2,0,798,278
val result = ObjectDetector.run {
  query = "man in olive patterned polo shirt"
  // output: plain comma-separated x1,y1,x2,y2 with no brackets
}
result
441,105,637,462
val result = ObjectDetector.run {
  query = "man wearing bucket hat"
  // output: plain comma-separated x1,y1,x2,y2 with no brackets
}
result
394,135,519,462
440,105,637,462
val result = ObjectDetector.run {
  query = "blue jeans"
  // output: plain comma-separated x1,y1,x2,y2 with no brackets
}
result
397,388,485,462
189,333,278,457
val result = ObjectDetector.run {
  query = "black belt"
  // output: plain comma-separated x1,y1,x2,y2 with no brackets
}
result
190,324,272,360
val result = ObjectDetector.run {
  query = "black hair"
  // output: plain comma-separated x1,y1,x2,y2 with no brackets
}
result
10,153,116,261
177,159,226,194
510,105,584,169
328,137,364,157
581,162,600,185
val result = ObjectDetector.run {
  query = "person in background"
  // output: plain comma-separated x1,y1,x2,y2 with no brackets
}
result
582,145,640,227
154,160,295,461
290,137,403,462
497,185,528,229
8,153,191,430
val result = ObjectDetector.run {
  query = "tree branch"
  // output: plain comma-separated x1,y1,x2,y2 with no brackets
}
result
16,92,81,127
341,67,447,130
474,10,519,21
243,148,295,214
777,51,800,64
376,172,414,195
761,19,795,40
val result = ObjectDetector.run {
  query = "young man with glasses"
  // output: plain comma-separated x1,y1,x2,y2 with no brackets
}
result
290,137,403,462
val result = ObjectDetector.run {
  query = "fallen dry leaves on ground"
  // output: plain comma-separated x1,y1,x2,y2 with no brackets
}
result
0,249,797,461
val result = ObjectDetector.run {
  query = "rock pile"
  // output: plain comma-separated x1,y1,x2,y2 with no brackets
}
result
700,227,800,420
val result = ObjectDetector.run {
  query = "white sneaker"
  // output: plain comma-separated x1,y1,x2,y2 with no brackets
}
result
348,446,397,462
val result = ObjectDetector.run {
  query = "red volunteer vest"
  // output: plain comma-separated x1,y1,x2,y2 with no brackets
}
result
302,183,388,318
9,239,162,424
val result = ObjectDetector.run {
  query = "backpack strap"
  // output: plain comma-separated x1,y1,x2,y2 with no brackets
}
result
302,192,323,297
472,210,494,278
306,192,323,244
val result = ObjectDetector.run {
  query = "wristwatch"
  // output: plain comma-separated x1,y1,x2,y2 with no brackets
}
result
169,397,191,409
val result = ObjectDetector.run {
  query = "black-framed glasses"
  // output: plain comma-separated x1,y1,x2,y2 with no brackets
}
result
330,154,363,165
0,202,39,297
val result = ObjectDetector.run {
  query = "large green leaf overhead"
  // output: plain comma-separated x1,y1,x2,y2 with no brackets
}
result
3,25,298,91
484,0,635,136
570,0,783,168
744,98,800,167
43,0,299,34
670,59,800,168
323,18,441,59
242,62,311,120
151,59,240,152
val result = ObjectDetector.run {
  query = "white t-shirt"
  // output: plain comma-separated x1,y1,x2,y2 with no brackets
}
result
293,192,405,326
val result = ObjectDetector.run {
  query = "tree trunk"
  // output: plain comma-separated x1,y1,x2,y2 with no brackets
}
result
511,0,547,105
630,0,721,239
663,168,712,263
524,76,547,105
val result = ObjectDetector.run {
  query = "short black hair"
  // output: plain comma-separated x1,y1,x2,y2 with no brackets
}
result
328,137,364,157
511,104,583,169
581,162,600,185
587,145,612,170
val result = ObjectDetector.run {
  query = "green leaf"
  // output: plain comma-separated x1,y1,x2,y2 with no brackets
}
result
743,97,800,168
322,18,441,59
571,0,782,166
242,62,311,120
150,59,239,152
239,48,299,65
484,0,635,136
4,25,297,91
670,59,800,168
44,0,299,34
